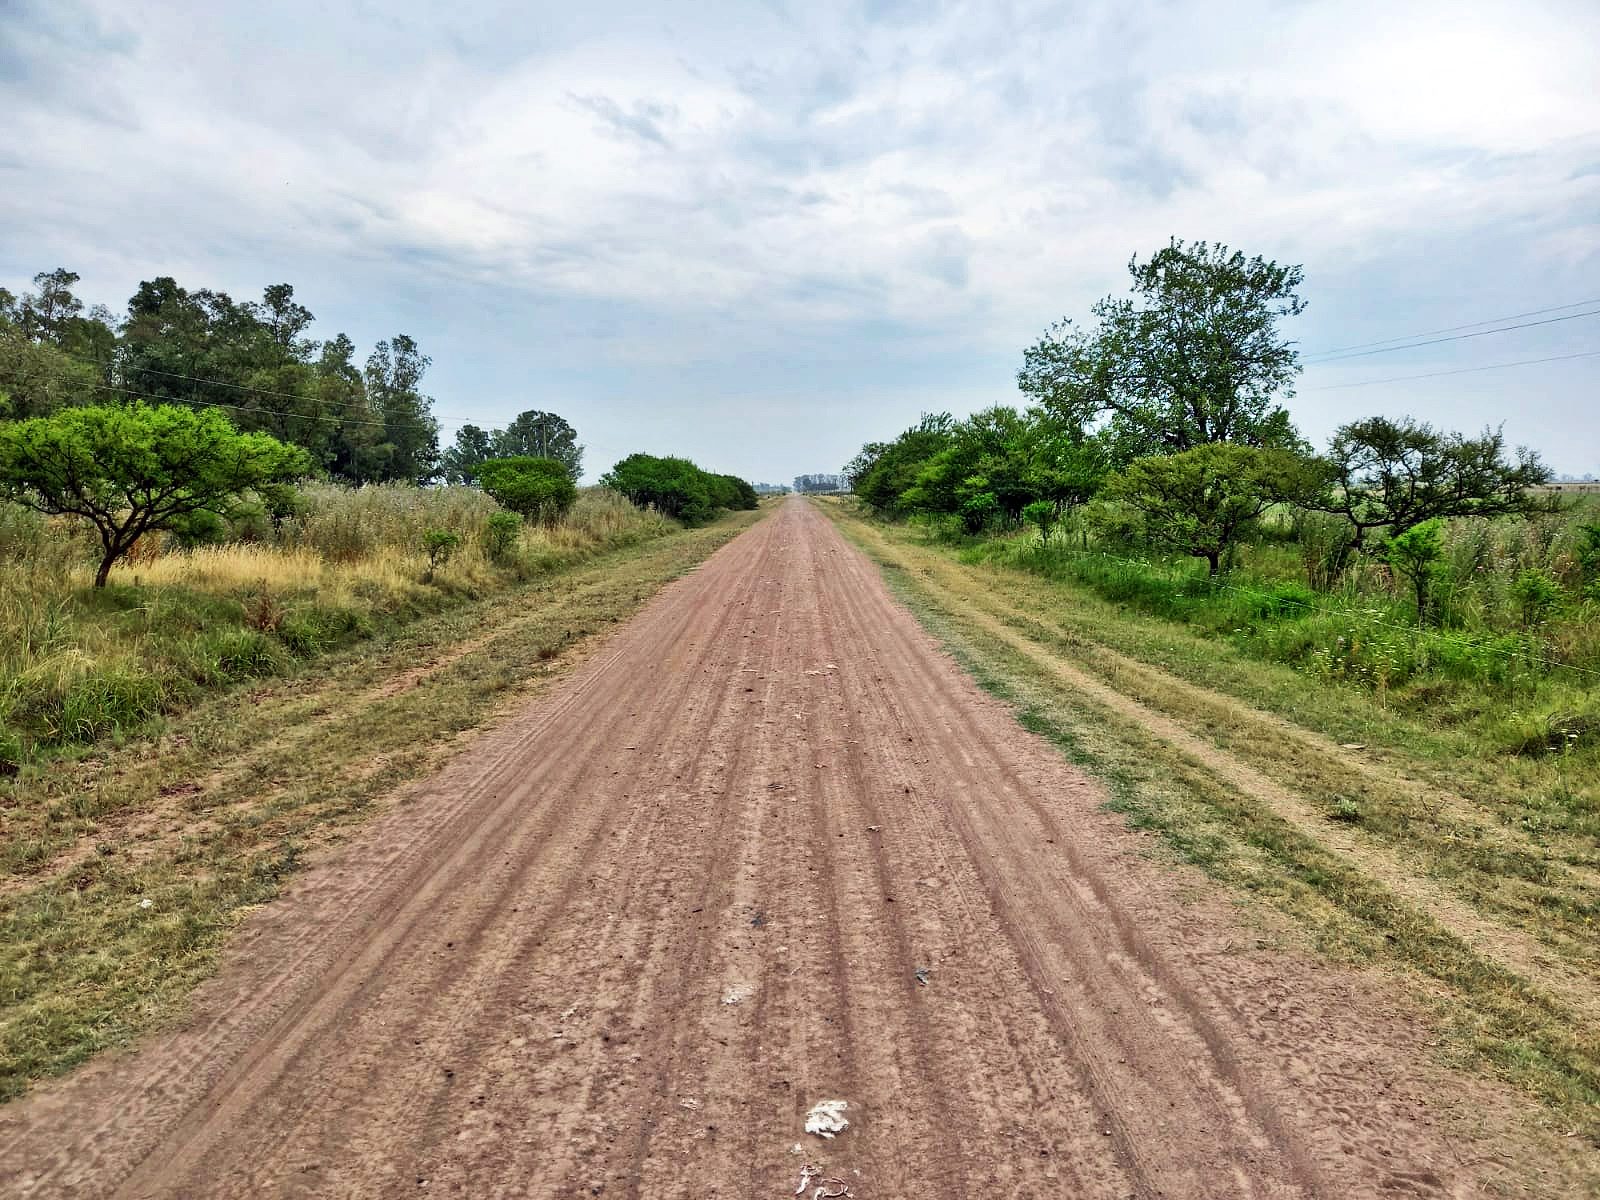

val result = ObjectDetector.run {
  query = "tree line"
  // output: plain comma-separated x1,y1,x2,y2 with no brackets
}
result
1,268,764,585
1,269,450,485
845,239,1551,590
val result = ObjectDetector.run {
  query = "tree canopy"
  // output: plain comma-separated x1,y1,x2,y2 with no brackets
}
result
0,402,309,586
2,267,443,485
1314,417,1551,549
1018,239,1307,461
441,410,583,485
601,454,758,526
1099,442,1318,575
477,456,577,526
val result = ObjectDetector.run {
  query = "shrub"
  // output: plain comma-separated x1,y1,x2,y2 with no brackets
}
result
482,511,521,563
421,529,463,582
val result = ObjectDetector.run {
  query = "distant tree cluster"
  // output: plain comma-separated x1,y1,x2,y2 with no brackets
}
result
844,239,1551,585
793,474,843,494
753,482,791,495
601,454,759,526
441,411,582,485
0,269,443,485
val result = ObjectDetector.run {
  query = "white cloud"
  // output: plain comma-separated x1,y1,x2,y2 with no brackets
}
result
2,0,1597,479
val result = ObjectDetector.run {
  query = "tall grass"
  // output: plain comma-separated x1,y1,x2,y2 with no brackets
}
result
0,486,677,771
951,497,1600,758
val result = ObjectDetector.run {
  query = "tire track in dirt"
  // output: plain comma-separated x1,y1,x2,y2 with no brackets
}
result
857,534,1600,1028
0,498,1559,1197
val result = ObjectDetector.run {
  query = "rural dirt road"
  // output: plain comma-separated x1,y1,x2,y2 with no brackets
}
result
0,498,1521,1197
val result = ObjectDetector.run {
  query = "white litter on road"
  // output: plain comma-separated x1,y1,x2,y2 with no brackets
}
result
804,1098,850,1139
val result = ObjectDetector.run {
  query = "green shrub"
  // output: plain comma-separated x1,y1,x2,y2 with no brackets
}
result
482,511,521,563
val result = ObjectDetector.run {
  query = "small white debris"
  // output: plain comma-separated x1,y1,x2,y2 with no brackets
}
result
680,1097,701,1111
804,1099,850,1139
721,983,753,1005
138,898,153,910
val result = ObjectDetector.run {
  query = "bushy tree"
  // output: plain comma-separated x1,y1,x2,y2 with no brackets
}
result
843,413,956,514
1100,443,1318,575
442,411,584,486
477,457,577,526
1019,239,1307,460
601,454,756,525
1315,417,1551,551
0,403,309,587
1385,519,1443,625
493,410,582,482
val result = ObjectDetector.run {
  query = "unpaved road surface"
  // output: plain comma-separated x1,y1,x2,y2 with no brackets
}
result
1,499,1513,1197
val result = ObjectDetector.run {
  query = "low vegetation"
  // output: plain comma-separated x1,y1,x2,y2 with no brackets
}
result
0,482,675,774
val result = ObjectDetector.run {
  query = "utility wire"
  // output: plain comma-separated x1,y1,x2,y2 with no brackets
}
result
1303,309,1600,364
89,380,471,436
1303,297,1600,358
1304,349,1600,391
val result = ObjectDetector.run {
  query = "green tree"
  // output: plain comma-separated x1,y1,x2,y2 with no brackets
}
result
1100,443,1317,575
477,457,577,526
601,453,755,526
1315,417,1551,551
1385,519,1443,625
1019,239,1307,460
492,410,583,482
0,403,309,587
842,413,956,515
1022,499,1058,545
0,324,101,418
440,423,497,485
363,335,440,484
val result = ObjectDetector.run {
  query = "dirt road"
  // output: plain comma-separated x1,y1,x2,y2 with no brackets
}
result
0,498,1504,1197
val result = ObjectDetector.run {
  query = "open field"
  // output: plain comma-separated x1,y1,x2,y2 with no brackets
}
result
1,497,1594,1197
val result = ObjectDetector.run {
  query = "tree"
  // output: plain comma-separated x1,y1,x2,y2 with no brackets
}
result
440,424,495,485
601,453,756,526
0,403,309,587
1385,519,1443,625
1315,417,1552,551
1023,499,1058,545
1018,239,1307,460
843,413,956,514
477,457,577,526
493,410,583,482
363,335,440,484
1100,443,1317,575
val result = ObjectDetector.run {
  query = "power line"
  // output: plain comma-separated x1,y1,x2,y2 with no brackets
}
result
1303,309,1600,364
105,362,482,434
1303,297,1600,359
89,381,471,436
1304,349,1600,391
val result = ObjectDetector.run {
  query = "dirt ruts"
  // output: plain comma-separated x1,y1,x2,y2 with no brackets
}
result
0,498,1534,1197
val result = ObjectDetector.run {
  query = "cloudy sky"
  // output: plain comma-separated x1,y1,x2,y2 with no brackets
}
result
4,0,1597,483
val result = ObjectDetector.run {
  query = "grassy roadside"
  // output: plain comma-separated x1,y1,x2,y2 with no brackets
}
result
817,498,1600,1139
0,506,763,1101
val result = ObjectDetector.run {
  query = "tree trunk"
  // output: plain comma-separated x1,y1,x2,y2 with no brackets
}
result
94,553,114,589
1205,550,1220,576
